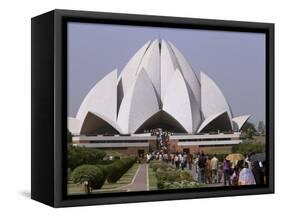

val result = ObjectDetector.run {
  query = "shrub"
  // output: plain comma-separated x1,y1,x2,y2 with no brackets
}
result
179,170,193,181
96,159,117,165
107,157,136,183
68,146,106,170
160,181,206,190
149,160,172,172
106,163,120,183
156,168,193,183
95,164,109,177
72,165,106,191
150,160,195,190
114,156,121,160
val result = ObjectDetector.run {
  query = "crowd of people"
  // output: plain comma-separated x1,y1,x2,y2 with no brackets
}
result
146,128,266,187
146,151,193,170
147,150,266,187
192,151,266,186
148,128,173,152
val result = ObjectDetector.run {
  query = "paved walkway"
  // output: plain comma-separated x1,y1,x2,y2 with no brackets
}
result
119,162,223,192
122,164,148,192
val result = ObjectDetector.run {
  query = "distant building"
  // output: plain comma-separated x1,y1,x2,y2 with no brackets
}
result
68,39,251,156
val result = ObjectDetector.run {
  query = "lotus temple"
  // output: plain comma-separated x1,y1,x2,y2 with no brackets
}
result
68,39,251,156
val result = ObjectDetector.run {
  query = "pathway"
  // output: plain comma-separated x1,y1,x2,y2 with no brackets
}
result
121,164,148,192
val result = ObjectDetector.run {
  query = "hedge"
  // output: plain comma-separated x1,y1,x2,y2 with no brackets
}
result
95,164,109,178
68,145,106,170
72,165,106,191
160,180,206,190
71,156,137,191
106,157,136,183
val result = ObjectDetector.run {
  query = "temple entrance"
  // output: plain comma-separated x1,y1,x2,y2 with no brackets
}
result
135,111,187,134
183,148,190,154
138,149,145,158
149,128,171,153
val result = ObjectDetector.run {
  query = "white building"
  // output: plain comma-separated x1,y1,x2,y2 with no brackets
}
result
68,39,251,155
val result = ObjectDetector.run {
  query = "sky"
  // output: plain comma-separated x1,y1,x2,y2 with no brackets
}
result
67,22,266,127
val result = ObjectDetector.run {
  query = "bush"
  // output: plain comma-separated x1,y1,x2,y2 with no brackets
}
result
160,181,206,190
96,159,116,165
95,164,109,177
114,156,121,160
68,146,106,170
179,170,193,181
156,168,193,183
149,160,172,172
107,157,136,183
150,160,195,190
72,165,106,190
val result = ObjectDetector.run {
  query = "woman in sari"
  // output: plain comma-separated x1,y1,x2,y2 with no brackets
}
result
238,162,256,185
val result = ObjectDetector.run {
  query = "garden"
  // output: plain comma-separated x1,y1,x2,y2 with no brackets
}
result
67,145,137,194
149,160,205,190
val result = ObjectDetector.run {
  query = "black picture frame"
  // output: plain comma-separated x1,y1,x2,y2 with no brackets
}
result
31,9,274,207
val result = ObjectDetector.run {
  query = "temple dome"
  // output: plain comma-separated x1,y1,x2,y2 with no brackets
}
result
68,40,250,135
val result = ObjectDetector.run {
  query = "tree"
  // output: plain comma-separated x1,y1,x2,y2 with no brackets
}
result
241,122,256,140
72,165,106,193
67,130,72,143
258,121,265,135
68,146,106,170
241,122,256,132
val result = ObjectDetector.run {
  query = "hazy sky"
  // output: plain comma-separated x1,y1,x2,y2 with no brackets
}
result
67,22,266,127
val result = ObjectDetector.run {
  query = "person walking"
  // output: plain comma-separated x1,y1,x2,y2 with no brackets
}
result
231,166,240,186
210,155,219,183
175,154,179,169
206,156,212,184
187,153,193,170
217,162,223,183
223,159,231,186
198,152,207,183
238,162,256,185
244,154,252,170
170,153,175,165
252,161,264,185
194,155,199,181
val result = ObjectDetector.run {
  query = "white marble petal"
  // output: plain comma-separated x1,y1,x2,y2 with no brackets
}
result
200,71,233,129
163,68,198,133
117,68,160,133
76,69,118,133
232,115,251,131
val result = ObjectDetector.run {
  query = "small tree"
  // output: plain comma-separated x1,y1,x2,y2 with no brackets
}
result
72,165,105,193
68,146,106,170
241,122,256,140
247,128,254,140
258,121,265,135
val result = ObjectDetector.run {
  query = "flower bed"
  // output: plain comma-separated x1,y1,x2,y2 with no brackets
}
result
149,160,204,190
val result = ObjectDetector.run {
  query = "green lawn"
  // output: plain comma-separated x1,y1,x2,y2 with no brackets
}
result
148,167,158,191
68,163,139,195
